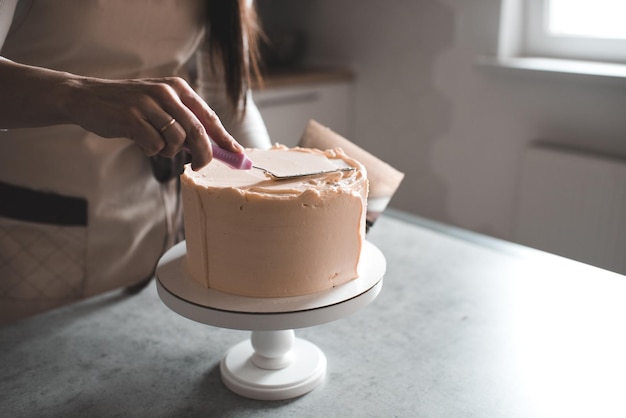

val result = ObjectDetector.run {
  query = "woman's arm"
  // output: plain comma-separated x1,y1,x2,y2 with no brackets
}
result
0,58,242,170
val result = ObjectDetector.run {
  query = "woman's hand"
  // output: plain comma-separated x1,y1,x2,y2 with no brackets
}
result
64,76,243,170
0,59,242,170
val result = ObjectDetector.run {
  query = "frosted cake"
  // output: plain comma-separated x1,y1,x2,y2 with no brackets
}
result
180,145,368,297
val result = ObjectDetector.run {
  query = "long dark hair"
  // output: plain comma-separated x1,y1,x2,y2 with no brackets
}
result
205,0,263,112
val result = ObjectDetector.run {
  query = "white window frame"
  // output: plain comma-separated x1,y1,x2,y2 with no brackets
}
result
523,0,626,64
498,0,626,65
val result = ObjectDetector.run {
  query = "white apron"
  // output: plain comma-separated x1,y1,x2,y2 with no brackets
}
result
0,0,270,324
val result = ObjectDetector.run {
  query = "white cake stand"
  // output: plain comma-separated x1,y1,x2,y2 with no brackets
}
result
156,240,386,401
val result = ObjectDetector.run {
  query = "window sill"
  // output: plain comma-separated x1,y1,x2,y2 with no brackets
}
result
477,56,626,81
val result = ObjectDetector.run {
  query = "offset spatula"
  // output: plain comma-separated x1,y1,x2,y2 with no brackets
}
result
210,144,355,180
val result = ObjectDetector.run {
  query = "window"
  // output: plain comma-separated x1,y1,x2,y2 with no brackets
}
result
499,0,626,64
547,0,626,39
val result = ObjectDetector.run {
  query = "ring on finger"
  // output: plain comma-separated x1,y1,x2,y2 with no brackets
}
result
159,118,176,134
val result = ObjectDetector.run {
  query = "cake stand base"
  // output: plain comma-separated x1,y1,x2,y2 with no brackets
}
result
155,240,386,401
221,330,326,400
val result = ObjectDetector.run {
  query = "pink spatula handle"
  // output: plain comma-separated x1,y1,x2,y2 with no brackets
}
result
211,144,253,169
183,142,252,170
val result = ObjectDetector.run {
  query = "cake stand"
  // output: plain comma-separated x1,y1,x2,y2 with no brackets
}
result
155,240,386,401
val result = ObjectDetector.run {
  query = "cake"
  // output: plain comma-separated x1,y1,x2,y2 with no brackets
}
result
180,144,368,297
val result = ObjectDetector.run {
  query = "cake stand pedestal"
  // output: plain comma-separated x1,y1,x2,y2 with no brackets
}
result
156,241,386,401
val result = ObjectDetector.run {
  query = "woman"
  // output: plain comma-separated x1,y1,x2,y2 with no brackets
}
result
0,0,271,324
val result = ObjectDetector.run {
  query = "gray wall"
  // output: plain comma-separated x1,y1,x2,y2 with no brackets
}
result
258,0,626,241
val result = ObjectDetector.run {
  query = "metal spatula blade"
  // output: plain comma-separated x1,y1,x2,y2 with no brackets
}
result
211,144,355,180
250,164,355,180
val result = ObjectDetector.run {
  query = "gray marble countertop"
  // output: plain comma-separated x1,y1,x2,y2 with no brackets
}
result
2,210,626,418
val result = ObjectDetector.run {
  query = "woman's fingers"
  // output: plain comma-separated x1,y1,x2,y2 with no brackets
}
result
137,80,210,168
69,76,242,170
173,81,243,153
155,117,186,158
150,77,243,170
